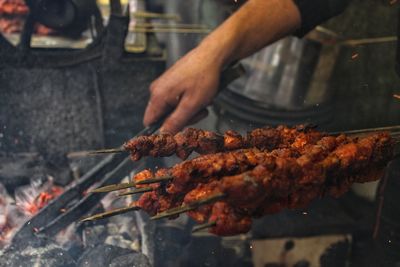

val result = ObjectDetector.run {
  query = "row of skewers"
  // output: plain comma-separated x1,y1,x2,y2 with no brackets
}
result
83,125,396,236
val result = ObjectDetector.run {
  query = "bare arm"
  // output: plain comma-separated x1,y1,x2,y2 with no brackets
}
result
200,0,301,66
144,0,301,133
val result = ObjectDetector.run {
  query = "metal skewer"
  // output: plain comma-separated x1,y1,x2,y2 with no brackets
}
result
331,125,400,136
88,148,126,155
150,193,226,220
192,221,217,233
80,206,141,222
135,176,174,185
90,181,136,193
91,175,174,193
118,187,153,197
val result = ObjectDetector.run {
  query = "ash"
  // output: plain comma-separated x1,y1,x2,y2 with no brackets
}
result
0,176,150,267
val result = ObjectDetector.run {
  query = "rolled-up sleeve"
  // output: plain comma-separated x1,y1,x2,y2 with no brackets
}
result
292,0,350,37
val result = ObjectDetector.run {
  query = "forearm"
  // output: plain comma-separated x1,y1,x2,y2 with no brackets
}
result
197,0,302,68
143,0,350,133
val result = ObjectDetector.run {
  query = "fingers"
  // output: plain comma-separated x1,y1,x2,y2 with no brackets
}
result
143,83,179,127
160,95,204,134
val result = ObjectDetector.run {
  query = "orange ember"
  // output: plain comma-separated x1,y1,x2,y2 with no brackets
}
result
23,186,63,215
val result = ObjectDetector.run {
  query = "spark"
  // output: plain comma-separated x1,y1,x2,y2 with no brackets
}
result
351,53,359,60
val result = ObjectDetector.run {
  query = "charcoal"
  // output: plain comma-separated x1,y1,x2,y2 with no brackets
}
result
109,215,140,241
82,224,108,247
105,235,135,250
107,223,121,235
0,238,75,267
110,253,151,267
77,244,132,267
105,220,141,251
64,240,85,261
134,196,160,265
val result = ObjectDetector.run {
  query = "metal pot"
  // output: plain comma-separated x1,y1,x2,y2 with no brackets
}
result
228,35,340,110
215,29,341,127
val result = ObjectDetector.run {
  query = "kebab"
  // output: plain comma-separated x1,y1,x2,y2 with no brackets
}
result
133,134,349,216
84,130,396,237
175,132,393,235
91,125,321,161
97,132,354,217
152,134,355,221
92,125,325,195
114,129,334,215
87,125,331,220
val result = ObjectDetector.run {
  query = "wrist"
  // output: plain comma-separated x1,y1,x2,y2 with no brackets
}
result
194,40,229,71
196,22,241,69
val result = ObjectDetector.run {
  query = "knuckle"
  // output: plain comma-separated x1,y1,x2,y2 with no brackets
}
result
179,99,196,110
149,81,160,94
149,90,164,104
168,113,186,128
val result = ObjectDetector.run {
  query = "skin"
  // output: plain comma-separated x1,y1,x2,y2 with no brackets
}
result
143,0,302,134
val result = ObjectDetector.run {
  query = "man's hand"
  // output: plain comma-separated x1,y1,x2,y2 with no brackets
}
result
143,47,223,134
143,0,301,134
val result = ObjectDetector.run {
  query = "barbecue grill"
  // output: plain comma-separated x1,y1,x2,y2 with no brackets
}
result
0,1,399,267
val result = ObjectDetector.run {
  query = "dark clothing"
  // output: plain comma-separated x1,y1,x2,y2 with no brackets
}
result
293,0,350,36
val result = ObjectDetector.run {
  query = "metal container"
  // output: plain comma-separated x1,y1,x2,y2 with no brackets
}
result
229,36,340,110
215,32,341,127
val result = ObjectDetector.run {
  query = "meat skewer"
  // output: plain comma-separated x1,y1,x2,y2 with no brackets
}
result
83,130,396,237
87,129,332,220
90,125,320,160
124,125,320,161
201,164,386,237
91,126,325,194
134,134,349,216
182,132,393,235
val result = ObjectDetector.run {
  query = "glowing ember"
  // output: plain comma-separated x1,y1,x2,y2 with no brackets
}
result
0,177,64,248
22,187,63,216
